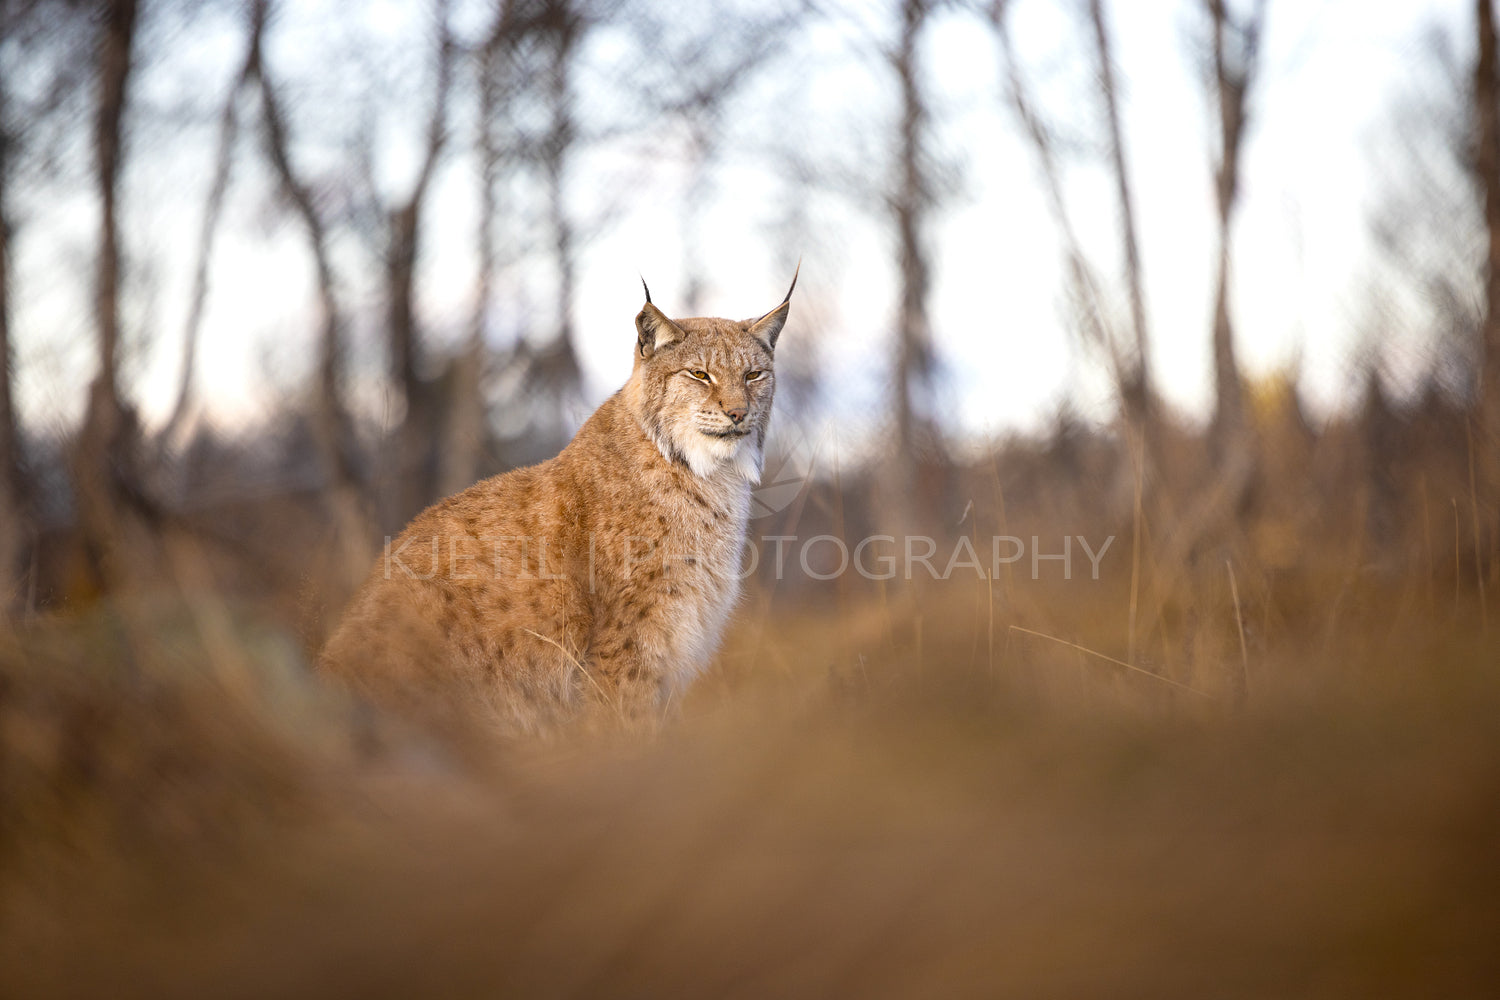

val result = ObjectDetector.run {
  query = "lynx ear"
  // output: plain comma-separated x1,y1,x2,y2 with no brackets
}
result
747,262,799,351
636,299,685,359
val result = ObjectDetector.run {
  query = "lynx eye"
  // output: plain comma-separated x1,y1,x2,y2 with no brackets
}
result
689,369,710,381
745,370,765,382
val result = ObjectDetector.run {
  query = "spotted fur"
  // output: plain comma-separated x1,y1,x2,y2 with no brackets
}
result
319,274,795,737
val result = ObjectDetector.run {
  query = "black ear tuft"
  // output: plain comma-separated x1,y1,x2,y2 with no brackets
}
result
779,259,800,307
640,275,652,305
747,261,800,350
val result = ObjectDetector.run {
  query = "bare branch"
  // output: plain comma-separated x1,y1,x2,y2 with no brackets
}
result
1087,0,1153,424
989,0,1122,388
387,0,458,520
161,3,267,443
250,0,347,464
248,0,373,581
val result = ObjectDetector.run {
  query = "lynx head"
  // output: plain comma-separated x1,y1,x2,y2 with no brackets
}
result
629,268,797,483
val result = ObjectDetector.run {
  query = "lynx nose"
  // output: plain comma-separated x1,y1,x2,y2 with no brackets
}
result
725,406,747,425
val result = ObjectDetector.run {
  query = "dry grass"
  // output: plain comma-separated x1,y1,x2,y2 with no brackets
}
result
2,549,1497,998
3,407,1499,996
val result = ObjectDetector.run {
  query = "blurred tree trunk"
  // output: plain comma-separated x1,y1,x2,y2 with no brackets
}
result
545,3,576,356
71,0,141,593
1155,0,1268,570
387,0,454,522
889,0,940,523
249,0,372,583
0,78,25,614
1204,0,1264,470
1087,0,1155,437
536,0,584,432
441,0,516,498
1474,0,1500,557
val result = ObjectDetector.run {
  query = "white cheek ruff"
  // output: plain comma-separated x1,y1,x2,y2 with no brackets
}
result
681,431,762,482
731,436,764,484
646,419,763,483
680,434,726,479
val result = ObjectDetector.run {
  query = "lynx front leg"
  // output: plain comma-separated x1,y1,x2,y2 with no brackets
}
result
588,636,672,729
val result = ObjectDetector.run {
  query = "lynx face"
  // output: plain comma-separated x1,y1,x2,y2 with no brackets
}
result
632,276,794,482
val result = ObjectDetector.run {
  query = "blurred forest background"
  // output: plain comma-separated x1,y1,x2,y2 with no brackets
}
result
3,0,1500,996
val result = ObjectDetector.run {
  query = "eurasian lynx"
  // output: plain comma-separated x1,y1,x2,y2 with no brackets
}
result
319,271,796,737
